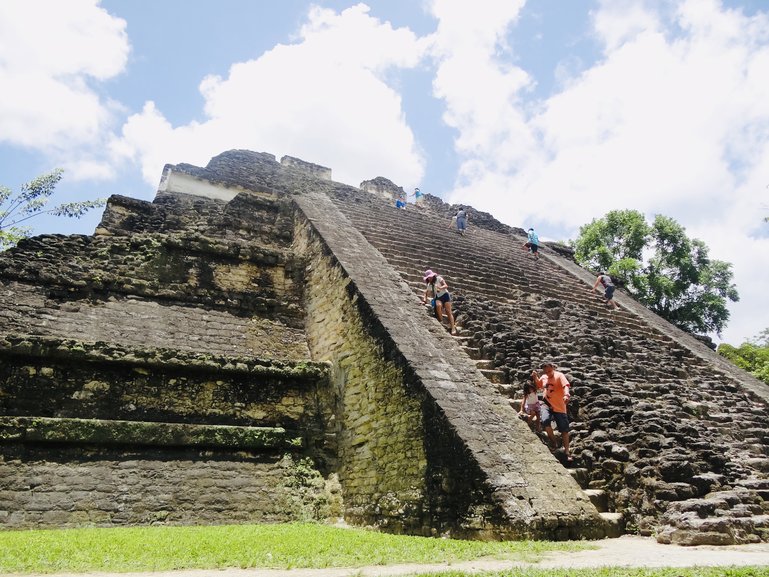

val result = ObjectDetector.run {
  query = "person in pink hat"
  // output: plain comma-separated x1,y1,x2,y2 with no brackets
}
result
422,269,457,335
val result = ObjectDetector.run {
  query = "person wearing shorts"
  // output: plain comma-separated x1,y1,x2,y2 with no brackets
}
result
523,227,540,260
592,271,619,309
422,269,457,335
531,362,572,462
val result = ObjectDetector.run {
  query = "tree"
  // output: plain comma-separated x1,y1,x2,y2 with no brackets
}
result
0,169,105,251
717,329,769,385
573,209,739,335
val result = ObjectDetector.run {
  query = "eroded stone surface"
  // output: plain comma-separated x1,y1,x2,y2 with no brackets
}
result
1,149,767,542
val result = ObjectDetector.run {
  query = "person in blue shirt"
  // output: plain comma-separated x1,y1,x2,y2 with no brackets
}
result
523,227,540,260
395,189,407,209
410,187,424,208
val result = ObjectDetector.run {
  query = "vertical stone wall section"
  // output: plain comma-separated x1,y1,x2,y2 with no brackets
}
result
295,223,429,534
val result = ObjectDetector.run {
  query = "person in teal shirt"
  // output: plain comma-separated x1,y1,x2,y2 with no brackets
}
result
523,227,540,260
410,187,424,208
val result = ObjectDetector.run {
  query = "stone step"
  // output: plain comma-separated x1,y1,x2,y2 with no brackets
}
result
479,369,507,384
464,347,482,360
475,359,496,370
569,467,590,489
583,488,609,513
334,193,769,544
600,512,624,538
496,383,517,397
385,245,688,348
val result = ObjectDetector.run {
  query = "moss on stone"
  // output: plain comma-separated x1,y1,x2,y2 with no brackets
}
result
0,335,329,380
0,416,304,451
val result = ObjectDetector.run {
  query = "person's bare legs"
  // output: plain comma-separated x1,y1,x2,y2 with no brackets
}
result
435,300,445,325
544,425,557,449
444,301,456,333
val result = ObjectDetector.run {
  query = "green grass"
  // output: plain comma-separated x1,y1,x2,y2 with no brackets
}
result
0,522,587,574
421,570,769,577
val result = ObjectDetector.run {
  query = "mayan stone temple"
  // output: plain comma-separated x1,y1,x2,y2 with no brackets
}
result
1,150,768,544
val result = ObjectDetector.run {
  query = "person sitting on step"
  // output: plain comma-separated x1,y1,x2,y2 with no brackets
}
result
395,189,407,209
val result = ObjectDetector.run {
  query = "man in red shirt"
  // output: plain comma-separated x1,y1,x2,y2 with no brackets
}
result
531,362,573,462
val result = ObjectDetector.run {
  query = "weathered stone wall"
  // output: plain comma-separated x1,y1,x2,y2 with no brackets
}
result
0,338,328,429
0,447,336,528
0,180,339,530
294,219,429,534
360,176,404,203
281,155,332,180
99,190,296,249
0,342,337,529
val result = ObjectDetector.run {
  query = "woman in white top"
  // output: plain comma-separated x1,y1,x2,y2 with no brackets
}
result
422,269,457,335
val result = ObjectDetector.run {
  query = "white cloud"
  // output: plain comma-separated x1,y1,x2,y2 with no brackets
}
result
111,3,427,189
428,0,533,167
592,0,662,53
2,0,764,343
0,0,129,154
431,0,769,342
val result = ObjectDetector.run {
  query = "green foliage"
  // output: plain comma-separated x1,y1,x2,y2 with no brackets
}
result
718,328,769,384
0,169,105,251
573,210,739,335
0,522,585,573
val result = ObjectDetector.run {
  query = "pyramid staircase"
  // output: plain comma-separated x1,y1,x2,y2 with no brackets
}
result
327,187,769,542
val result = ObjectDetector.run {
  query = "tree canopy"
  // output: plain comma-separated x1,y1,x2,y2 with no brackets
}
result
0,169,105,251
573,209,739,335
718,329,769,385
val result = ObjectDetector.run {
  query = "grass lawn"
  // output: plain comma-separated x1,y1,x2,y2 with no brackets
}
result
0,522,586,573
2,523,767,577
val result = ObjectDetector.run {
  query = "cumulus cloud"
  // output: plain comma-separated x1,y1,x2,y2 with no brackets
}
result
431,0,769,342
111,3,427,188
0,0,129,173
428,0,534,170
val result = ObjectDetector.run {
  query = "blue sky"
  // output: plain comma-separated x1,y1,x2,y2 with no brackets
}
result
1,0,768,345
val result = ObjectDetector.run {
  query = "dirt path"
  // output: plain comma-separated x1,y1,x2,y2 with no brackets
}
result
20,536,769,577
